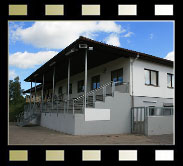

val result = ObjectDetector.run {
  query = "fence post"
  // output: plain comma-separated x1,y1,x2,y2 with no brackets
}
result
45,102,47,112
146,107,149,117
64,101,66,114
83,97,85,113
73,100,75,115
131,108,133,133
93,93,96,107
127,82,129,93
112,82,115,97
66,100,69,112
57,101,58,116
103,86,106,101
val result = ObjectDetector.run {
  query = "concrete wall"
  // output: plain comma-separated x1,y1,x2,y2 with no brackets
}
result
132,59,174,98
40,113,75,134
74,92,132,135
145,116,173,135
40,92,131,135
133,96,173,107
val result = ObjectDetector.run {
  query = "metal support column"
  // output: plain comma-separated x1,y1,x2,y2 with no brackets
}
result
84,48,87,109
67,58,70,100
34,80,37,105
52,66,55,110
30,81,32,110
41,74,44,112
34,80,37,113
67,58,70,111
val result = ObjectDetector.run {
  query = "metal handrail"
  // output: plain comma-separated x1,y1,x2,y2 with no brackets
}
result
73,81,129,114
74,81,128,102
21,81,129,118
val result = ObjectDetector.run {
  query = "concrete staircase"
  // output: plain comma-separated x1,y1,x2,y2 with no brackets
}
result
73,81,129,114
16,106,41,127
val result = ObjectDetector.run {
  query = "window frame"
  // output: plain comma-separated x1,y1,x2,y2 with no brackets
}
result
144,68,159,87
77,80,84,93
111,68,123,85
167,73,174,88
91,75,100,90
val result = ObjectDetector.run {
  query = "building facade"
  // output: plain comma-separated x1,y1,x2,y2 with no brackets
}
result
19,36,174,136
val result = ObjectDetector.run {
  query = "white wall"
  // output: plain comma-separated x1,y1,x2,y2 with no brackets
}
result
131,59,174,98
85,108,110,121
145,116,173,135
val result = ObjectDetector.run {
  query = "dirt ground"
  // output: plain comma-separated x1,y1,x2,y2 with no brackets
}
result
9,123,173,145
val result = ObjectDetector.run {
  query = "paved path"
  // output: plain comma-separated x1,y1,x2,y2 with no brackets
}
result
9,123,173,145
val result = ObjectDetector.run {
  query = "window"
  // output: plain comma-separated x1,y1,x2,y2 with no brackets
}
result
78,80,84,93
67,83,72,94
144,69,158,86
167,73,174,88
58,86,62,94
111,68,123,85
91,75,100,90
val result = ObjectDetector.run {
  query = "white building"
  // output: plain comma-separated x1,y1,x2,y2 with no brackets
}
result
20,36,174,136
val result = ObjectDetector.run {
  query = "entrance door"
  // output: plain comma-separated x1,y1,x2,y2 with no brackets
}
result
131,107,145,134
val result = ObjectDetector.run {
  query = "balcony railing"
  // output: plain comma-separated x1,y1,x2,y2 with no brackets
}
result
24,81,129,115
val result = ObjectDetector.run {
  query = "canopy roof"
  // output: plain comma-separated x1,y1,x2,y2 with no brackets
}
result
24,36,173,84
23,83,53,93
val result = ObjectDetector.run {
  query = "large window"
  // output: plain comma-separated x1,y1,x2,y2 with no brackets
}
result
167,73,174,88
91,75,100,90
78,80,84,93
111,68,123,84
144,69,158,86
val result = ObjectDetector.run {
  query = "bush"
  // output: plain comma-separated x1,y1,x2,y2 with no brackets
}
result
9,102,25,122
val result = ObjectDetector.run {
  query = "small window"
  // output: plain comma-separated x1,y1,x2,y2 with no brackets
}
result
144,69,158,86
78,80,84,93
91,75,100,90
111,68,123,85
167,73,174,88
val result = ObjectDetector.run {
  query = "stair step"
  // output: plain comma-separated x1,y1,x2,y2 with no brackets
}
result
106,93,112,96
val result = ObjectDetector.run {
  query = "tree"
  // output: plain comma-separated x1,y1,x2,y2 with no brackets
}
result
9,76,25,121
9,76,24,104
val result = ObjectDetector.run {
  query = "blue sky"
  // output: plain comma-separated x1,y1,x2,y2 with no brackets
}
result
9,21,174,91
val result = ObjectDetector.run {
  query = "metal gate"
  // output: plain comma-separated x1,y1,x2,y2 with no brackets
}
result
131,107,146,134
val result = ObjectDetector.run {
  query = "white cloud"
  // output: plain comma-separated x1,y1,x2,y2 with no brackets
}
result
104,34,120,47
164,51,174,61
149,33,154,39
11,21,124,49
9,70,17,79
123,32,134,37
9,51,58,69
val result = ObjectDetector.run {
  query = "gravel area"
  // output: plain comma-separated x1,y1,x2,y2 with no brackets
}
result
9,123,173,145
